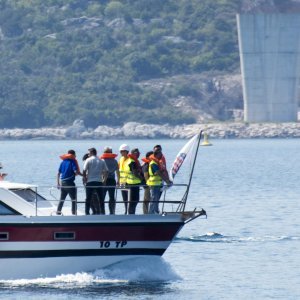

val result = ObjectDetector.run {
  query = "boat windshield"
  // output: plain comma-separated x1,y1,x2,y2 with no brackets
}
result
10,188,52,208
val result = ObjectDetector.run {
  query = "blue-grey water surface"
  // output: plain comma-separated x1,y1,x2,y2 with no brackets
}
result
0,138,299,299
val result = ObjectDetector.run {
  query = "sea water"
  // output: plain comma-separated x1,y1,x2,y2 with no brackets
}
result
0,139,299,299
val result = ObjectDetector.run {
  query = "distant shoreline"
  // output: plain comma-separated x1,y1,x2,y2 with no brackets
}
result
1,122,300,140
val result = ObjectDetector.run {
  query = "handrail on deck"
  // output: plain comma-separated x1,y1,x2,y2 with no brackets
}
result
30,183,189,216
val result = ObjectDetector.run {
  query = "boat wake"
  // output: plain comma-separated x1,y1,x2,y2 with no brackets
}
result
0,257,180,288
176,233,300,243
93,256,181,282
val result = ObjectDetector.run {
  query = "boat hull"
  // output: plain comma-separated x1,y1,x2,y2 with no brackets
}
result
0,255,158,279
0,214,184,279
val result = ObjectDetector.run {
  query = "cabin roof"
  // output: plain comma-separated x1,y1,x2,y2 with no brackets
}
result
0,181,37,189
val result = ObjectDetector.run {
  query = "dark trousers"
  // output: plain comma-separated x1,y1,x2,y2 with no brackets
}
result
121,185,140,214
103,178,116,214
89,192,99,215
85,181,104,215
57,180,77,215
121,189,128,214
128,184,140,215
143,186,150,214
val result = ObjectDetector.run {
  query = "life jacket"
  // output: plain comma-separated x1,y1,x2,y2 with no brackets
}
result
141,157,151,172
147,160,162,186
128,154,142,169
125,155,142,185
60,153,81,174
149,154,167,171
119,156,129,185
149,154,170,182
141,157,151,164
160,154,167,169
100,153,118,159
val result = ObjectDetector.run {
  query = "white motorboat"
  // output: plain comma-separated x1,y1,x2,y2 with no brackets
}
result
0,133,206,280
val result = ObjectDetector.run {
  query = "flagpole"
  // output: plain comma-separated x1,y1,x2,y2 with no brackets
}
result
180,130,202,211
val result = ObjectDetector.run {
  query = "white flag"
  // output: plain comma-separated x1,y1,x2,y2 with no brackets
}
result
169,133,199,181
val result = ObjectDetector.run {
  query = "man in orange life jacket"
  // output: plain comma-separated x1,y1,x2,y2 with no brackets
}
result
153,144,167,170
151,144,170,196
147,148,172,214
126,148,144,214
141,151,153,214
101,146,120,214
57,149,80,215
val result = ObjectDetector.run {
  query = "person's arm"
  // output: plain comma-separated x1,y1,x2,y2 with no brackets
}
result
144,170,149,181
82,170,87,185
153,165,172,185
57,163,62,187
130,162,143,180
116,169,120,185
57,172,61,187
113,160,120,185
102,170,108,184
75,159,83,176
101,161,108,183
82,160,88,184
143,164,149,181
72,160,80,177
159,170,172,185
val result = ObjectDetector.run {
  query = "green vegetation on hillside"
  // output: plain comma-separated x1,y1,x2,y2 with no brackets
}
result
0,0,240,128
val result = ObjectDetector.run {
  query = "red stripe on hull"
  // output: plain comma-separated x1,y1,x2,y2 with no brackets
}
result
0,223,183,242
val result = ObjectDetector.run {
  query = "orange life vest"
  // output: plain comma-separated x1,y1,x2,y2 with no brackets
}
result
100,153,118,159
60,153,81,174
149,154,167,171
141,157,151,164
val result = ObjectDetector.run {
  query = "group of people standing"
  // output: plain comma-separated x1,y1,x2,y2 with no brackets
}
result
56,144,172,216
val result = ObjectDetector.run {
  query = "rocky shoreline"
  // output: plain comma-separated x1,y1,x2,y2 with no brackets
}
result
1,120,300,140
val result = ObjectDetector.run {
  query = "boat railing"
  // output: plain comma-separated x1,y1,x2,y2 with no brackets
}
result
31,183,191,216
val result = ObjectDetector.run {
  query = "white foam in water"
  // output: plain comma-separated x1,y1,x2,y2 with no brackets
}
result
0,257,180,287
0,273,100,288
178,233,300,243
93,257,181,282
239,235,300,242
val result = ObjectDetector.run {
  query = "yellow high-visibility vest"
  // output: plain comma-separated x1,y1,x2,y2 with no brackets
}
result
119,156,129,184
146,161,162,186
125,158,142,185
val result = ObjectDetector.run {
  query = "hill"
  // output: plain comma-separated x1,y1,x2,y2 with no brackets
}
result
1,0,295,129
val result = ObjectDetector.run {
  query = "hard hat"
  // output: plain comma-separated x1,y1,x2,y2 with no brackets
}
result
119,144,130,152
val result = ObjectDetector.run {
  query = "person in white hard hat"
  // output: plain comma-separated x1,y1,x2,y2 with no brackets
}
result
118,144,130,214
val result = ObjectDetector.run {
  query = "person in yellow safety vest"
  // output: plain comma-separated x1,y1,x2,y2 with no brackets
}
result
118,144,130,214
147,149,172,214
141,151,153,214
125,148,144,214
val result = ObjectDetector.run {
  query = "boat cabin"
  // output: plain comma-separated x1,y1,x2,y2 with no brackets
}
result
0,181,56,216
